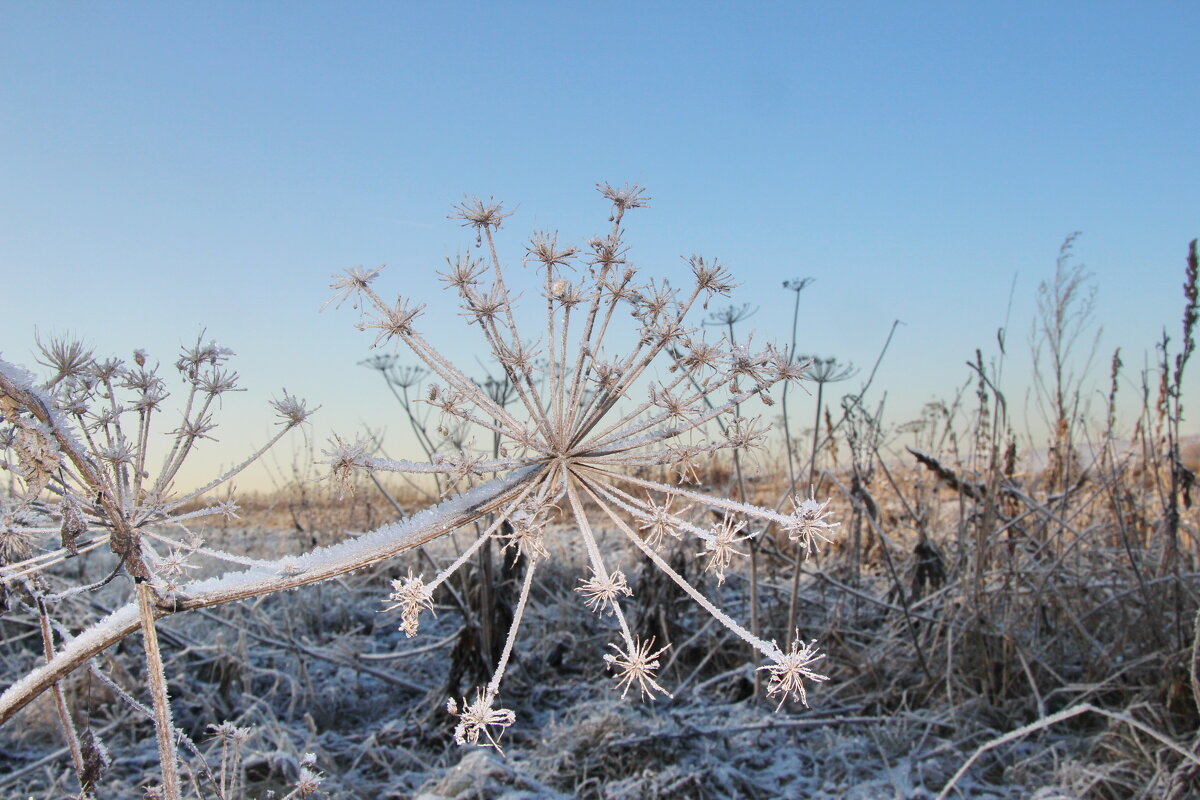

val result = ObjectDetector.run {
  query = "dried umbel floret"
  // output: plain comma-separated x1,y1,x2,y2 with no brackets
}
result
322,435,370,497
498,503,551,563
207,721,254,744
384,571,434,637
447,689,516,753
604,636,671,700
291,766,325,797
576,567,632,615
324,184,838,748
701,515,753,586
783,490,840,559
0,523,35,564
271,391,315,426
638,495,688,550
757,633,829,710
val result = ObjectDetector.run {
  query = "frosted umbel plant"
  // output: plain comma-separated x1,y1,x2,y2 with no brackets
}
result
336,183,835,749
0,185,836,776
0,338,311,798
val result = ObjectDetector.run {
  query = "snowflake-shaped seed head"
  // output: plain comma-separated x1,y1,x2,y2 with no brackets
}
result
207,722,255,744
597,182,651,217
385,570,434,637
604,636,672,700
359,296,425,348
326,265,385,309
450,196,513,239
270,391,315,426
701,515,752,585
293,767,324,797
757,634,829,710
447,688,516,753
499,504,550,563
527,230,579,271
322,435,370,497
576,568,632,615
784,490,839,559
155,548,195,581
638,495,688,549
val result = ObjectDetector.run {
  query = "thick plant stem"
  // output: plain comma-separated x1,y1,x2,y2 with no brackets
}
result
37,599,85,790
137,580,181,800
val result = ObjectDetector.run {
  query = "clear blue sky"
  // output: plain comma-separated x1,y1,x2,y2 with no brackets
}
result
3,2,1197,491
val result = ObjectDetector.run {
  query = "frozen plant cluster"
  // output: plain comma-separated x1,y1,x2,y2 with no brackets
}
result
0,336,312,798
0,337,312,590
329,183,839,751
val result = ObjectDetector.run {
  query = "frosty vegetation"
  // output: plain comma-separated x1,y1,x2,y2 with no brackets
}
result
11,189,1194,799
0,184,837,798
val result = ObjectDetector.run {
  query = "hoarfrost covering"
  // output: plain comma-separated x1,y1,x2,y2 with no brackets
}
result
0,466,539,722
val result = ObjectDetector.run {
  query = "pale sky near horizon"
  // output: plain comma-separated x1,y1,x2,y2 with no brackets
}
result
2,2,1198,492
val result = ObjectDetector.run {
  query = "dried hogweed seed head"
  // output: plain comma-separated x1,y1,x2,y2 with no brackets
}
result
438,252,487,290
499,503,551,563
155,548,195,582
597,181,651,215
322,435,371,497
359,296,425,348
384,570,434,637
450,196,513,238
723,415,767,451
576,567,632,615
211,497,239,522
604,636,672,700
207,722,255,743
527,230,579,270
195,367,240,396
0,524,34,564
757,634,829,710
447,688,516,752
784,490,839,559
293,767,324,797
687,255,736,302
35,333,94,389
325,265,385,309
330,185,838,736
701,515,752,585
638,495,688,549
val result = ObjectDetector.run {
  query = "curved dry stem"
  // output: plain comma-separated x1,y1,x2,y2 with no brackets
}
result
0,465,545,726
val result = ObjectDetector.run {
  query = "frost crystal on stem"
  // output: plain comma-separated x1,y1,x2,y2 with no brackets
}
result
326,184,839,746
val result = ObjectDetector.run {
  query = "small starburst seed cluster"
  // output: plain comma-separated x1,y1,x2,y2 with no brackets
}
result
330,184,838,752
